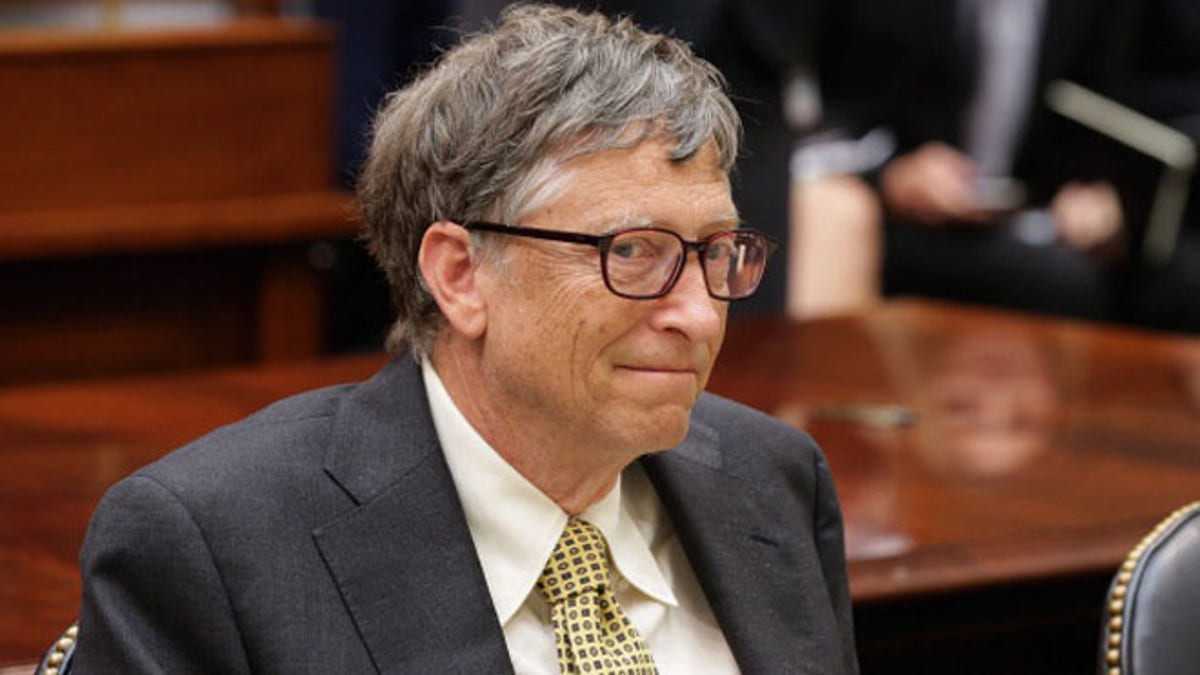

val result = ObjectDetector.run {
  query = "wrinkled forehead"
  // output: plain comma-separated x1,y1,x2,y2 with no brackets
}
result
503,127,731,224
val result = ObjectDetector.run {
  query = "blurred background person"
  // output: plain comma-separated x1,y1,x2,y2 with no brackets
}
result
813,0,1136,323
796,0,1200,332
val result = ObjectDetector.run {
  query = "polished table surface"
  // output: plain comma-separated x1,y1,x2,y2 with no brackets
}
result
2,299,1199,666
709,301,1200,604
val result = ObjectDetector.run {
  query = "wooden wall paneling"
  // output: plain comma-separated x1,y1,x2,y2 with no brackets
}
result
0,20,336,212
0,251,258,385
0,191,359,261
0,20,364,383
257,243,325,362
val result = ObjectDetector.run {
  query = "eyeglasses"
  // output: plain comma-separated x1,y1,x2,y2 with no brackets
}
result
461,220,777,300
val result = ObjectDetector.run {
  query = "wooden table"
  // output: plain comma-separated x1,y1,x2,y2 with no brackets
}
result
3,300,1199,670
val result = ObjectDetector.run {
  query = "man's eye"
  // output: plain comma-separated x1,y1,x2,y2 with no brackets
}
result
611,236,658,259
705,239,735,261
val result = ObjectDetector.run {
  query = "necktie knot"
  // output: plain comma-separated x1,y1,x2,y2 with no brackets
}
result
537,517,613,605
535,517,657,674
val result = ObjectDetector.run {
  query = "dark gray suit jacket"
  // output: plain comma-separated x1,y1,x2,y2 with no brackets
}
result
73,357,858,673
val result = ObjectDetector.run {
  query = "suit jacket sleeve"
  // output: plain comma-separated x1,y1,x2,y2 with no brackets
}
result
74,475,252,675
813,447,857,674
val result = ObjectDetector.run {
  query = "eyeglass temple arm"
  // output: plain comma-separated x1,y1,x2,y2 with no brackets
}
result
461,221,604,247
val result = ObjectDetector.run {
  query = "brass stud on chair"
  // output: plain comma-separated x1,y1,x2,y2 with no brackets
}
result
38,622,78,675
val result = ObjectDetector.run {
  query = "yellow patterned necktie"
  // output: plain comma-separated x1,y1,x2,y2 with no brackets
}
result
535,517,658,674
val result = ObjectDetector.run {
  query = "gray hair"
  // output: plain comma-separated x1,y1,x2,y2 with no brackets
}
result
358,3,740,357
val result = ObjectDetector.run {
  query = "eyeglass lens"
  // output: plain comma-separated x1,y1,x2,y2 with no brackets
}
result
603,229,768,299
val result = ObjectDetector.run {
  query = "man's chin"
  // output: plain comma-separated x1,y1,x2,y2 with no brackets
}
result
620,405,693,453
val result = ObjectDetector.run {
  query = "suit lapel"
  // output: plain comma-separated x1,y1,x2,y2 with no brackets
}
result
641,418,830,674
312,359,513,674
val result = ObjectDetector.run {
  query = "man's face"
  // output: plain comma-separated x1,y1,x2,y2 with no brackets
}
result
476,138,735,461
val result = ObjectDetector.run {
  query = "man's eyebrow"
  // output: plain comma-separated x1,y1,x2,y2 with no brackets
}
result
598,215,654,235
699,212,744,235
609,216,657,229
713,212,743,227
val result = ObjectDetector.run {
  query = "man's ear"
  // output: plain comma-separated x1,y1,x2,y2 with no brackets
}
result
418,221,487,339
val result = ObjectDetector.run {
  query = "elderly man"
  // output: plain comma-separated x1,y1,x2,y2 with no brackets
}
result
72,5,857,673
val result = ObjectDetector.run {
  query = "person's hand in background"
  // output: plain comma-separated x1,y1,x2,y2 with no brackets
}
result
880,142,999,225
1051,180,1124,254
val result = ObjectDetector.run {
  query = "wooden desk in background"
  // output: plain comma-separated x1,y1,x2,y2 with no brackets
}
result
2,300,1198,671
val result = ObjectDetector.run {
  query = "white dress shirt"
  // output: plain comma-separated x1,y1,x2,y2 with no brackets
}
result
421,359,740,674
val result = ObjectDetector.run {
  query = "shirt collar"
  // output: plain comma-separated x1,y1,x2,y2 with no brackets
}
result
420,358,677,624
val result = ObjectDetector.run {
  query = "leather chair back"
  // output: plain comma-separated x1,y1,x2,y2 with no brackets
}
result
1100,501,1200,675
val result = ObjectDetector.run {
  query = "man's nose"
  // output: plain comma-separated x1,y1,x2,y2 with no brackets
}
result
653,255,724,339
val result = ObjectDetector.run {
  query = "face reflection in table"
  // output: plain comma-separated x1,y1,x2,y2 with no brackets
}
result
709,301,1200,599
918,327,1065,478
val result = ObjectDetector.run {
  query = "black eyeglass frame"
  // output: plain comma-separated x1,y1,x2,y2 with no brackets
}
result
460,220,778,301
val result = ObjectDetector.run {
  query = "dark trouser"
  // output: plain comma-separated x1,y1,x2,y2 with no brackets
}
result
884,222,1200,333
883,221,1114,321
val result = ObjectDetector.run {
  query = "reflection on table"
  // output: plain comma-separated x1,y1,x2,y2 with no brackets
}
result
712,301,1200,600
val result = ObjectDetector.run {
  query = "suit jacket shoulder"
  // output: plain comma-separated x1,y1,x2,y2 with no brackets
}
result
75,358,511,674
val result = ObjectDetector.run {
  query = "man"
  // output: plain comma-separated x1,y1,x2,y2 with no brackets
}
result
813,0,1139,322
73,6,857,673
